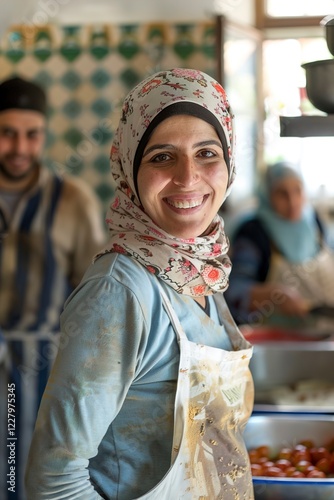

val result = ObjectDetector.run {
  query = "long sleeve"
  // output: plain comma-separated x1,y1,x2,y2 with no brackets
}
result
25,266,148,499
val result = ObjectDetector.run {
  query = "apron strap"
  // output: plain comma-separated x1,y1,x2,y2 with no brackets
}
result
158,282,187,343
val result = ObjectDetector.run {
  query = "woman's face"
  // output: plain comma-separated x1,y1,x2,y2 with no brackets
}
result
137,114,229,239
270,176,305,221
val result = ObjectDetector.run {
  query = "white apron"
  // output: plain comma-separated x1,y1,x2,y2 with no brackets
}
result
136,287,254,500
268,245,334,307
266,245,334,329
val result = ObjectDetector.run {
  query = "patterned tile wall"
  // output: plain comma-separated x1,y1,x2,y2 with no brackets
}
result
0,22,217,215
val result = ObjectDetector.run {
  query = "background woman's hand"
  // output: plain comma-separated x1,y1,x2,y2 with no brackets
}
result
250,283,310,318
276,286,310,316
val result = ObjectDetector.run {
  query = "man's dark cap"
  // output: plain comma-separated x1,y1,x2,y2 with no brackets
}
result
0,77,47,115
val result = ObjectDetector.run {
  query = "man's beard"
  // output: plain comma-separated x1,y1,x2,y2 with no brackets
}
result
0,158,39,182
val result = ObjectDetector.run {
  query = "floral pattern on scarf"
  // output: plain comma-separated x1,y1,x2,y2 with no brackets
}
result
99,68,236,296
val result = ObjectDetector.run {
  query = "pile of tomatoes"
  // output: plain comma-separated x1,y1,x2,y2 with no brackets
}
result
248,439,334,478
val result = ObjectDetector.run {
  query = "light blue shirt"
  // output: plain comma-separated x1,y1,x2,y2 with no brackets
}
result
26,252,233,499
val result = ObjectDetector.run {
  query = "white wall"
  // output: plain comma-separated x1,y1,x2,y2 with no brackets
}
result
1,0,255,38
0,3,19,38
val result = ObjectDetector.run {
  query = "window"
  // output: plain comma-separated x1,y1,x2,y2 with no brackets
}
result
256,0,333,28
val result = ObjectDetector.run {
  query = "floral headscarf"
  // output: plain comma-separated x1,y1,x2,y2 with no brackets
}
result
100,68,236,296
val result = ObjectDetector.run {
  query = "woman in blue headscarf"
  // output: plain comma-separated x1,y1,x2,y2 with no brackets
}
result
225,162,334,327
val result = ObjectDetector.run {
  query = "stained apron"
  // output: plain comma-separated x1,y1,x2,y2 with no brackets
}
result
266,245,334,329
136,286,254,500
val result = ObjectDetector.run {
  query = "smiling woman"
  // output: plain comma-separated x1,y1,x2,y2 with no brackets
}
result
26,68,255,500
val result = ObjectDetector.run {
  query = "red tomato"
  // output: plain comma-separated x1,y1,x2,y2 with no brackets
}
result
249,449,260,464
278,447,293,461
262,461,275,471
310,447,330,464
316,458,330,474
305,465,316,475
292,449,311,465
329,454,334,474
299,440,314,449
285,466,297,477
251,464,264,477
257,445,270,458
294,444,308,452
290,470,306,478
307,469,326,478
266,466,285,477
275,459,292,471
248,440,334,480
296,460,312,473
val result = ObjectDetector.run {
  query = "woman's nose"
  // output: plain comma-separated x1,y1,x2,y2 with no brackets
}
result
172,156,200,187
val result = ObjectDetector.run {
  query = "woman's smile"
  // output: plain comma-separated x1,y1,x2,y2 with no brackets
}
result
164,194,208,210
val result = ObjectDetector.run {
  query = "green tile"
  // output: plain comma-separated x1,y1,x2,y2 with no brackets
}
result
90,46,109,60
54,146,85,176
33,31,52,62
63,127,83,148
61,70,82,90
46,105,55,119
95,182,115,203
91,98,112,118
93,154,110,174
65,154,85,175
120,68,142,90
62,99,82,119
34,70,54,88
5,48,24,63
59,44,82,62
89,27,110,60
96,124,113,146
173,24,196,60
118,25,140,59
5,31,25,63
90,69,111,89
59,26,82,61
45,130,56,148
201,26,216,59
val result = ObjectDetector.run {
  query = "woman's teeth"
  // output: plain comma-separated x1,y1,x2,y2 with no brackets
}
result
168,198,203,209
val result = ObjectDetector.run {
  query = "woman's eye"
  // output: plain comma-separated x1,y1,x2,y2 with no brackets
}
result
198,149,216,158
151,153,171,163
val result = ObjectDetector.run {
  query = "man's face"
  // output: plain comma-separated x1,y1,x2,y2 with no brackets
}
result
0,109,46,182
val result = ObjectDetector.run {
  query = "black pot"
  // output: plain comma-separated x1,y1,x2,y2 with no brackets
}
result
322,15,334,56
302,59,334,114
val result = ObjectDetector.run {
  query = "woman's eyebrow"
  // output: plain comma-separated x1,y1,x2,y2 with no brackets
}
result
143,139,223,157
143,144,174,157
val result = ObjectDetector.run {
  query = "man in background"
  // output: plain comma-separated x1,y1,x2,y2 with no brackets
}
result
0,76,106,499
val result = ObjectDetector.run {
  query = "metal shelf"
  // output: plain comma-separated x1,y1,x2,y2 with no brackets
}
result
280,115,334,137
